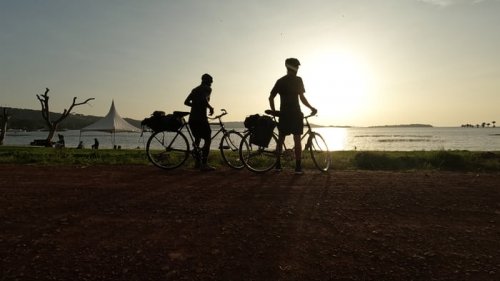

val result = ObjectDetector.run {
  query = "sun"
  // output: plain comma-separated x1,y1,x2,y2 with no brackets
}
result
302,52,372,124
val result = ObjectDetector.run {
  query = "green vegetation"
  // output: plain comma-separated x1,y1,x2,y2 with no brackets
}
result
0,146,148,166
1,146,500,171
348,151,500,172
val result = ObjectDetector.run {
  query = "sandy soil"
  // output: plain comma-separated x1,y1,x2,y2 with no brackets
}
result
0,164,499,280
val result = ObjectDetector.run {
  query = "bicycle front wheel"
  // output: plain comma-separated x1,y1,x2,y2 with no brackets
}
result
239,131,278,173
146,130,189,170
220,130,244,169
308,132,331,172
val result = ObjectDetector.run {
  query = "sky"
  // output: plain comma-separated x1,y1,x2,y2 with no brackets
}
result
1,0,499,127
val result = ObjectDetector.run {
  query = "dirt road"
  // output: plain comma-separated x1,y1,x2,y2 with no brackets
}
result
1,164,499,280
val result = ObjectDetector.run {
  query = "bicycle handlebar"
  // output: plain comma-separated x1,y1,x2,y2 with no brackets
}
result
304,111,317,119
209,109,228,120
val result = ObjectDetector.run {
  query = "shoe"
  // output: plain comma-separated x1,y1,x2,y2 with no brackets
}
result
294,167,304,175
200,164,216,171
274,163,282,172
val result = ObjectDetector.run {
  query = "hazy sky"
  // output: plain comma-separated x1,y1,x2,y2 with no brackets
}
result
1,0,499,126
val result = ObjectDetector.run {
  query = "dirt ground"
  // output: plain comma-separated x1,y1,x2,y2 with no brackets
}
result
0,164,499,281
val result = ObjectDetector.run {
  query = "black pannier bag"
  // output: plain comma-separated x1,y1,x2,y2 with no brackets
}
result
244,114,260,130
249,115,276,147
142,111,182,132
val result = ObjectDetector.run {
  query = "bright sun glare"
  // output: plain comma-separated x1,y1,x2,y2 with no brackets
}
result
303,52,372,125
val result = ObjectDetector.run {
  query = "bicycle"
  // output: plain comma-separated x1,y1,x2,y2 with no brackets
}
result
146,109,244,170
239,110,331,173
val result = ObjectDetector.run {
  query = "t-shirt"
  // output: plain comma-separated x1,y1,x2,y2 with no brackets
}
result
269,74,305,115
186,84,212,122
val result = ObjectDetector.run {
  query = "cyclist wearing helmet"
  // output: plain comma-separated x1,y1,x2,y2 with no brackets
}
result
184,73,215,171
269,58,317,174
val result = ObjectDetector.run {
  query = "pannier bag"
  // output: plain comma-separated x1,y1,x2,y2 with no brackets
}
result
244,114,260,130
249,115,276,147
142,111,182,132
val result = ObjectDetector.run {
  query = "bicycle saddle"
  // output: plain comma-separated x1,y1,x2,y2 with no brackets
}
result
173,111,190,118
265,109,280,117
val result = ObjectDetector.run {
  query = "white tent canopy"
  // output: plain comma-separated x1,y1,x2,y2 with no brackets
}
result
80,100,141,147
81,100,140,133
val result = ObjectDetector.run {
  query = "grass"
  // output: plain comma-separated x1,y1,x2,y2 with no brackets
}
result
1,146,500,171
349,150,500,171
0,146,148,166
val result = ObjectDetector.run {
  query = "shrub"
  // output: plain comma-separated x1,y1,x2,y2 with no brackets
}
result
428,151,466,170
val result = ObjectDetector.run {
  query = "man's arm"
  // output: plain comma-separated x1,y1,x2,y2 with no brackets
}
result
269,80,279,112
184,93,193,107
204,91,214,115
269,95,276,112
299,93,317,114
206,99,214,116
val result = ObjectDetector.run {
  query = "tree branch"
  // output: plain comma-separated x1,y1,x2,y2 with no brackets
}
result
35,87,94,142
54,97,95,123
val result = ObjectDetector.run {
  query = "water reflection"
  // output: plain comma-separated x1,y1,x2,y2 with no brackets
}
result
314,127,349,151
4,127,500,151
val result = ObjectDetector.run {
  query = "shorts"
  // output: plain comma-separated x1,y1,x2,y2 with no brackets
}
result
189,120,211,140
278,111,303,136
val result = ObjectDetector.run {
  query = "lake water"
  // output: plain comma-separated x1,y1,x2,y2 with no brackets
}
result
3,127,500,151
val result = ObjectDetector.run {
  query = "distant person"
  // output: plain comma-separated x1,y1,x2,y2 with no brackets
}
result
269,58,317,174
184,73,215,171
55,134,65,148
77,141,84,149
91,138,99,149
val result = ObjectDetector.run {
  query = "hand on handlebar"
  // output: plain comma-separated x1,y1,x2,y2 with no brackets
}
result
209,109,229,120
311,108,318,116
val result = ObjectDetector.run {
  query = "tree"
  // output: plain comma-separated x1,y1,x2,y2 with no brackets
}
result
0,107,11,145
36,88,94,146
493,121,496,128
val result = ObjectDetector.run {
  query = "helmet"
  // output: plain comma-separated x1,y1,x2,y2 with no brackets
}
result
201,73,213,83
285,58,301,68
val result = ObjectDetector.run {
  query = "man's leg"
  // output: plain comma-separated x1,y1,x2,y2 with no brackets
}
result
275,134,286,170
193,137,201,168
200,124,215,171
293,134,303,173
201,136,211,165
190,119,202,168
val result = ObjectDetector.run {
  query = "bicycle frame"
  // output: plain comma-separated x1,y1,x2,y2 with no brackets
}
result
181,109,234,150
146,109,244,170
239,109,330,173
266,110,316,154
208,110,232,145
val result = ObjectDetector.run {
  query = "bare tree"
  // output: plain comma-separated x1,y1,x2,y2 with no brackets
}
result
0,107,11,145
36,88,94,146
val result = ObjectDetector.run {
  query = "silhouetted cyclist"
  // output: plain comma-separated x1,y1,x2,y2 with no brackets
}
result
184,73,216,171
269,58,317,174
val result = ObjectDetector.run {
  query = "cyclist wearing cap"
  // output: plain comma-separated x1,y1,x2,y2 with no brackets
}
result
184,73,215,171
269,58,317,174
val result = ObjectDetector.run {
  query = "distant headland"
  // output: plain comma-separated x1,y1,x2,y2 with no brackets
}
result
368,124,433,128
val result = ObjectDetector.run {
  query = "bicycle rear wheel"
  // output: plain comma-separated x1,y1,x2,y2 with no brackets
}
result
239,131,278,173
146,130,189,169
307,132,330,172
220,130,244,169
